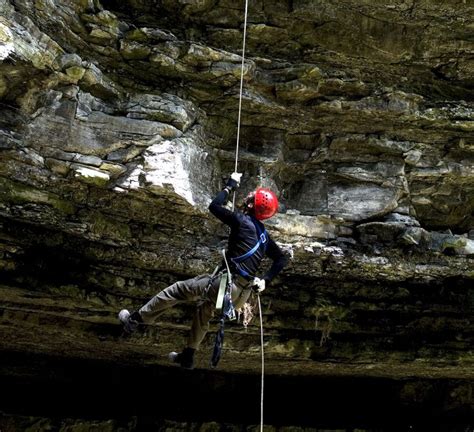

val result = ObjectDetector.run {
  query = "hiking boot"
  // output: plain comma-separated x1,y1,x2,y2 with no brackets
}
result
168,347,195,370
118,309,143,335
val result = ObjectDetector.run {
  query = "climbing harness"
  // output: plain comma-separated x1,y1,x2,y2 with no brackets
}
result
213,217,266,318
231,217,268,279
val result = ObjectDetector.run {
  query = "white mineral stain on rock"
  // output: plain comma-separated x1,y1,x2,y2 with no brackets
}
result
143,140,195,205
73,165,110,186
0,23,14,60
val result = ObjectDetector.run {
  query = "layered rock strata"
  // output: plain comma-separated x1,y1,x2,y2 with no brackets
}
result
0,0,473,429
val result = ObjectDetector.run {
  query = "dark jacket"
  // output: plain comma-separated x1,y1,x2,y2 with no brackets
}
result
209,189,287,282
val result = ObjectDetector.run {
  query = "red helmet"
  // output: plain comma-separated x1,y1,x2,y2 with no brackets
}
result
254,188,279,220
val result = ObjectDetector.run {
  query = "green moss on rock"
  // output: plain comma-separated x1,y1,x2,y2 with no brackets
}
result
0,177,76,215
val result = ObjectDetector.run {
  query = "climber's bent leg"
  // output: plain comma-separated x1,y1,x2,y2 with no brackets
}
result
139,274,212,323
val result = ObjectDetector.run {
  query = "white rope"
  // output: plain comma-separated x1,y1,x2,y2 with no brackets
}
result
234,0,249,174
232,0,249,211
230,2,265,430
257,294,264,432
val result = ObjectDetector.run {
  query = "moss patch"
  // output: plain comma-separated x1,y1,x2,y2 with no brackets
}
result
0,177,76,215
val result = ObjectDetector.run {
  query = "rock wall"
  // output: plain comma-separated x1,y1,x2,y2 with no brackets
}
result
0,0,473,429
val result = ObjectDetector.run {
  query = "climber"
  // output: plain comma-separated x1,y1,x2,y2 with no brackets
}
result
118,172,288,369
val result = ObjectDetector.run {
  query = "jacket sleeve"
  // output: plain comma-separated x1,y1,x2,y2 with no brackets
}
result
208,188,240,228
262,237,288,282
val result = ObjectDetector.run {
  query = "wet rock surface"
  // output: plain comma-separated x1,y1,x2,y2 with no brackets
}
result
0,0,473,429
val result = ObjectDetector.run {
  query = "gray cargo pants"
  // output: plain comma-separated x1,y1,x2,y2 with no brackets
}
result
139,273,251,350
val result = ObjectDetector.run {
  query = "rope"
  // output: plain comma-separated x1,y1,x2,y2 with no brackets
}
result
232,0,249,212
230,2,266,430
257,294,264,432
234,0,249,174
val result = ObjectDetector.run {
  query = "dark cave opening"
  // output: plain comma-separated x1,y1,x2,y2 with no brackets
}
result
0,350,472,431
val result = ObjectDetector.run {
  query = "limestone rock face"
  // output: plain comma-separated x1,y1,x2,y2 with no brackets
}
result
0,0,473,428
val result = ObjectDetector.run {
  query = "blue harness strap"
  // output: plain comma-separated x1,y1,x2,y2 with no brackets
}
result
230,218,268,278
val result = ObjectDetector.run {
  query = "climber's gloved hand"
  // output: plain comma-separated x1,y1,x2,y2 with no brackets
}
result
226,172,242,190
250,277,265,294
